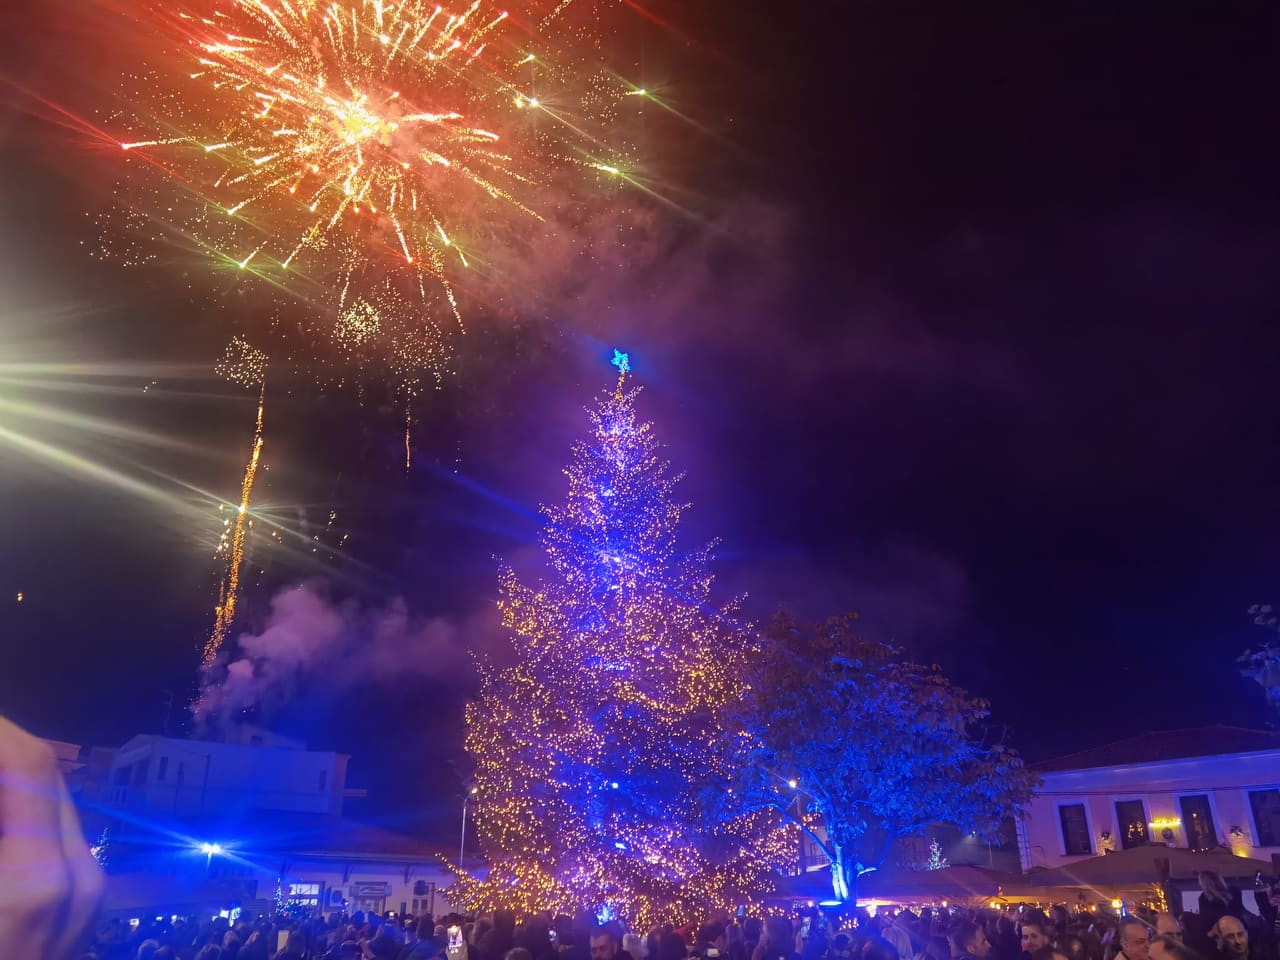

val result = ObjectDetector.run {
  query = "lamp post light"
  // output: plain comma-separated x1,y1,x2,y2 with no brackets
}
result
459,787,478,869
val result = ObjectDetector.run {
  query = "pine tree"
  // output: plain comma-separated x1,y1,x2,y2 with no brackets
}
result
457,353,790,926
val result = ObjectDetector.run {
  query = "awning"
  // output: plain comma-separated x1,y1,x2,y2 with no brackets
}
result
1025,846,1276,890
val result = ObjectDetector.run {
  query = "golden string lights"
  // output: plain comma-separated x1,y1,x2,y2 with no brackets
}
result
458,358,791,926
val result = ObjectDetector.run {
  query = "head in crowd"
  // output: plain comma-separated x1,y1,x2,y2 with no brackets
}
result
1153,916,1181,943
698,923,728,953
1149,935,1201,960
1056,934,1088,960
1029,946,1069,960
1213,916,1248,960
1022,923,1051,954
923,936,950,960
882,926,912,960
1118,921,1151,960
624,933,649,959
948,921,990,960
659,932,690,960
763,918,794,951
1199,871,1231,905
863,938,902,960
592,926,622,960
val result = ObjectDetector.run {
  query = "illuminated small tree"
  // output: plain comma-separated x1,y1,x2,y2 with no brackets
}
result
457,352,789,926
726,612,1037,902
926,838,947,871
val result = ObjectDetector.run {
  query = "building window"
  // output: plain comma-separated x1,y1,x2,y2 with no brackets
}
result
176,762,185,785
1115,799,1149,849
1059,804,1092,855
319,769,328,792
1249,789,1280,847
1180,795,1215,851
288,882,322,909
157,756,168,782
133,759,150,785
113,764,131,786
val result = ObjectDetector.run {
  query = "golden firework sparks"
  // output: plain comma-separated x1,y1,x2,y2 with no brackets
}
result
111,0,636,328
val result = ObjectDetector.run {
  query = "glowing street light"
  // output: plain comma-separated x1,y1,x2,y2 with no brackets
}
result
198,842,224,870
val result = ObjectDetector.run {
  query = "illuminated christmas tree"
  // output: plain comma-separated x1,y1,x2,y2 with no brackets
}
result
457,351,790,926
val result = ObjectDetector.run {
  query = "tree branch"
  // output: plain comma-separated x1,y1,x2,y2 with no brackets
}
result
771,800,836,864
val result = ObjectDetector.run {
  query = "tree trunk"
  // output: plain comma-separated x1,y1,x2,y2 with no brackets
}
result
831,843,852,902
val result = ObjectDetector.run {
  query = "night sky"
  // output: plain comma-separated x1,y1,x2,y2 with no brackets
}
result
4,1,1280,839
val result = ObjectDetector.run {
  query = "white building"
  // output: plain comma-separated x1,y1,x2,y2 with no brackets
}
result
207,814,461,919
44,727,463,921
1016,726,1280,871
99,728,363,819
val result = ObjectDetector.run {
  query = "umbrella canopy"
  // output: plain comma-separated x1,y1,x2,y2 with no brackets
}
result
1026,846,1274,889
860,866,1023,901
774,865,1031,904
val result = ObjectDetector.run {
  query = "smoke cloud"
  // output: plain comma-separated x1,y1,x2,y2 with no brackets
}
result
195,581,499,728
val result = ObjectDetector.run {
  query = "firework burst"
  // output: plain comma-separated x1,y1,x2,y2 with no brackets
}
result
90,0,642,665
112,0,635,330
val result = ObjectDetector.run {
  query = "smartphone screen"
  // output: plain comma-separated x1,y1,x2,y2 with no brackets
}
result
448,924,467,960
277,931,290,952
800,918,812,939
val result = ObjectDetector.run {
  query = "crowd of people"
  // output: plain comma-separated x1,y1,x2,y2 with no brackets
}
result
2,715,1278,960
69,870,1280,960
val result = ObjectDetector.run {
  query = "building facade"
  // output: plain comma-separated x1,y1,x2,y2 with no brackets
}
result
43,727,460,922
1016,726,1280,871
94,729,362,819
196,815,461,921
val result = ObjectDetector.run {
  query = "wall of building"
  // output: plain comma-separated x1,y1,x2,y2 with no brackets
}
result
1018,749,1280,870
246,858,459,920
105,736,349,818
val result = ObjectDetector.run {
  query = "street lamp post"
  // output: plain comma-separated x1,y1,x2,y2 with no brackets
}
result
459,787,478,868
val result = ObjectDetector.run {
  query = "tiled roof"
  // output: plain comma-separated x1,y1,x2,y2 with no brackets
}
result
1034,725,1280,773
241,811,450,861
